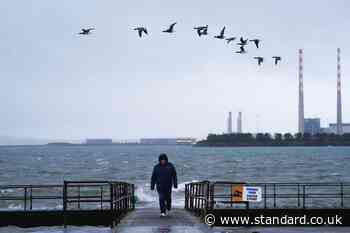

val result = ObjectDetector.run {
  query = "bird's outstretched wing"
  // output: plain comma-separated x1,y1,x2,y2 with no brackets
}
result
240,37,244,43
226,37,236,43
220,27,225,36
170,22,177,30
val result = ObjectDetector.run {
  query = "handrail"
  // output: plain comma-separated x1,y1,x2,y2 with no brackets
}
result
185,181,350,217
0,181,135,213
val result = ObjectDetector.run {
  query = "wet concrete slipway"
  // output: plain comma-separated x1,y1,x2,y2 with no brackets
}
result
113,208,350,233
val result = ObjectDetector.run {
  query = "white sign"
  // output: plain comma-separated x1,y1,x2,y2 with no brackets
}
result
243,186,262,202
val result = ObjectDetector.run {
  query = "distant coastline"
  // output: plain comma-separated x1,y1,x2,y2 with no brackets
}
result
196,133,350,147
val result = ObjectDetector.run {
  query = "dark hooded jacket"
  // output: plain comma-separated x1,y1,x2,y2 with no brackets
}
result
151,154,178,192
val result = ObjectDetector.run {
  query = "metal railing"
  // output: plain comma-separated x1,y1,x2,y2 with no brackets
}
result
185,181,350,217
0,181,135,212
0,184,63,211
185,181,210,216
62,180,134,227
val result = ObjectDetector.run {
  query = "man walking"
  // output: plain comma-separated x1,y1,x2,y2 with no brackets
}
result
151,153,178,217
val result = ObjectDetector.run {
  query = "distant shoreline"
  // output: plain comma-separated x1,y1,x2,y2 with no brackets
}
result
196,132,350,147
195,143,350,147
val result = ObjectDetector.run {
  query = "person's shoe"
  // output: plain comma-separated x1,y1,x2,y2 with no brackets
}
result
160,212,166,217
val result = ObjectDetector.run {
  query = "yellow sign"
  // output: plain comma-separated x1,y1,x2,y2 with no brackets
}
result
231,184,244,202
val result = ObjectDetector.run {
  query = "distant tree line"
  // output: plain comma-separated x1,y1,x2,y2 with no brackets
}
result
196,133,350,146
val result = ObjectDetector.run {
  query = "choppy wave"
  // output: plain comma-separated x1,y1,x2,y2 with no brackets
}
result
134,180,198,208
95,158,110,166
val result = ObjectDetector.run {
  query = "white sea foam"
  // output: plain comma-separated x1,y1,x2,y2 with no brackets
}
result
135,185,156,203
0,188,14,194
96,158,109,166
8,203,22,210
134,180,199,209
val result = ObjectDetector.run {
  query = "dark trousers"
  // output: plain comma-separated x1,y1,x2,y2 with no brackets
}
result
158,190,172,213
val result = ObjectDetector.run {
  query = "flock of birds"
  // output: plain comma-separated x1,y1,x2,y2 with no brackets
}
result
78,23,282,66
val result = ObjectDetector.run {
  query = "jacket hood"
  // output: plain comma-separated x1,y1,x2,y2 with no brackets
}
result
158,153,168,162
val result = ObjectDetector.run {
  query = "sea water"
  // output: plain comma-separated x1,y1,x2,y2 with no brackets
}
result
0,145,349,232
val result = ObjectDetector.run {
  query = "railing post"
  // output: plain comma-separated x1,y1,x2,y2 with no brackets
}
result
273,183,276,208
264,184,267,209
78,186,81,209
209,183,215,210
230,184,233,208
29,186,33,210
184,184,188,209
340,183,344,208
297,184,300,208
206,181,210,210
63,181,67,228
24,187,27,211
194,184,198,212
189,184,193,209
100,186,103,209
132,184,135,210
110,183,114,212
302,185,306,209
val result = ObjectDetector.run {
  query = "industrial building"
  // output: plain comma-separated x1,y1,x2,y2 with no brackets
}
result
323,124,350,134
85,138,113,145
304,118,321,135
140,138,196,145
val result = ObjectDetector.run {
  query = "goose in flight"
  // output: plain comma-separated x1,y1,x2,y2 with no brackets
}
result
272,56,281,65
250,39,260,49
254,57,264,66
236,46,247,54
214,26,226,39
226,37,236,44
163,22,177,33
79,28,95,35
237,37,248,46
134,27,148,38
193,25,208,37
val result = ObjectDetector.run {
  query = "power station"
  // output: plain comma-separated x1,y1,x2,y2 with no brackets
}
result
302,48,347,135
223,48,346,136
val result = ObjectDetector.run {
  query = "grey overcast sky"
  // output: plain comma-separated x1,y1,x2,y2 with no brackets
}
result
0,0,349,141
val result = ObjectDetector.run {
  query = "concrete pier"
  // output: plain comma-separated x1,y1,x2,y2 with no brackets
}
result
116,208,212,233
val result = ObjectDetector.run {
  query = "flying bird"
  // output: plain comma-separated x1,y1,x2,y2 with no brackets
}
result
250,39,260,48
193,25,208,37
254,57,264,66
225,37,236,44
272,56,282,65
201,27,208,36
163,22,177,33
236,46,246,54
78,28,95,35
237,37,248,46
134,27,148,38
214,26,226,39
